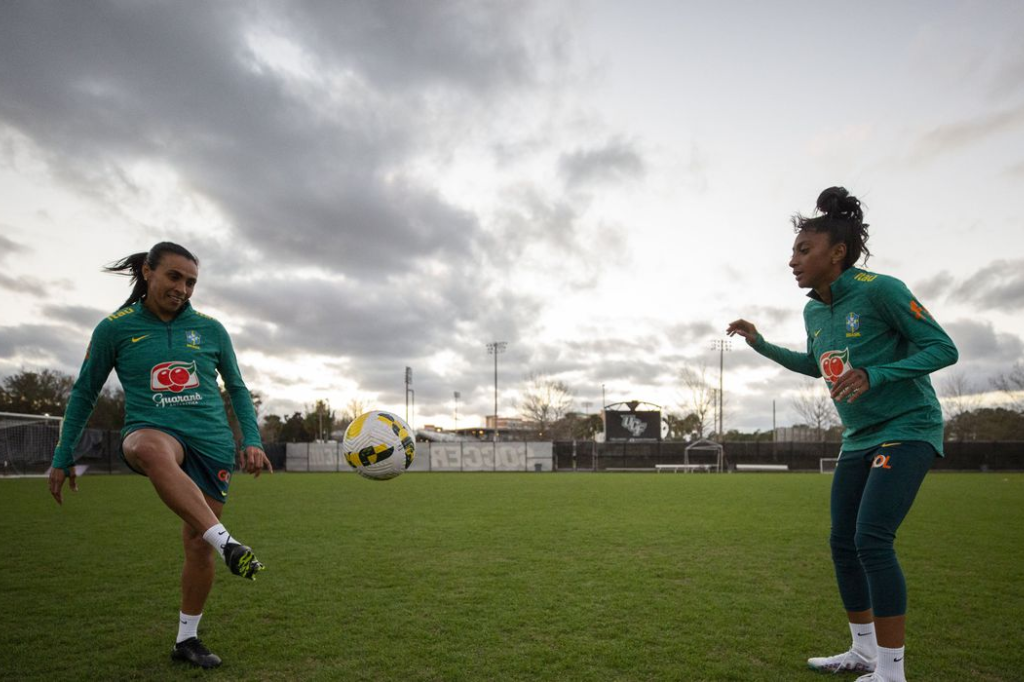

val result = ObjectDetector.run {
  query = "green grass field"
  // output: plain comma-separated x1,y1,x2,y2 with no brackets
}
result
2,472,1022,681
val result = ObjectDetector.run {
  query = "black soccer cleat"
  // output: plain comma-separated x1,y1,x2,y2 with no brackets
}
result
224,541,265,580
171,637,222,668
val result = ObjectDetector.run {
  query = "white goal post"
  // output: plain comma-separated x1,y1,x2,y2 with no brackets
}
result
0,411,63,477
820,457,840,474
681,439,724,473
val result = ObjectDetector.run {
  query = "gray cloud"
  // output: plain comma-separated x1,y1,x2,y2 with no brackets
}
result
944,320,1023,359
945,259,1024,311
0,272,47,296
0,232,28,256
913,270,955,302
1003,160,1024,178
276,1,543,93
989,29,1024,98
41,304,110,330
0,1,551,279
558,136,645,188
0,323,85,370
942,319,1024,389
664,320,717,343
0,234,44,294
908,104,1024,163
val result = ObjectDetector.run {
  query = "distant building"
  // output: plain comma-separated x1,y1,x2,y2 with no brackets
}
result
774,426,824,442
485,416,535,431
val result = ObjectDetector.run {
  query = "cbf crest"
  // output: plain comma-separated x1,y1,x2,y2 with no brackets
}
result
185,330,202,349
845,312,861,338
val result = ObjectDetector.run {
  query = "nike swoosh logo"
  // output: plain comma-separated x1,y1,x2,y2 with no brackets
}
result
894,657,904,662
856,632,871,636
180,619,187,625
882,442,902,448
217,530,227,535
131,335,150,343
814,329,822,337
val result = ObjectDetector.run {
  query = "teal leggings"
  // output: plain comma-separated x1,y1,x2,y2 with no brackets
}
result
829,441,936,618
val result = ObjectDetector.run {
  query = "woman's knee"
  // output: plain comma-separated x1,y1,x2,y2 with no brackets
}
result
123,431,184,472
830,529,860,570
855,526,897,572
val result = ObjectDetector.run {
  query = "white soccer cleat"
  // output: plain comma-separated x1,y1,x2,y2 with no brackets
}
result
807,649,876,674
854,674,883,681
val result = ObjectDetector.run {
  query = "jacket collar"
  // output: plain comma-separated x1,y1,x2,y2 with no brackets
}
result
807,267,862,305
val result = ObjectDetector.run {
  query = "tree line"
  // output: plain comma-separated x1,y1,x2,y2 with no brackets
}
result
2,362,1023,443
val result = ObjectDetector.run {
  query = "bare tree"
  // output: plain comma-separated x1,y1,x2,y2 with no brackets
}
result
791,382,839,441
678,363,715,439
517,373,574,437
993,361,1024,412
335,397,371,435
940,371,982,423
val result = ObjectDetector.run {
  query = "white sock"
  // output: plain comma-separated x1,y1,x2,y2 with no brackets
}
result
876,645,906,682
202,523,234,559
177,611,202,643
849,621,877,660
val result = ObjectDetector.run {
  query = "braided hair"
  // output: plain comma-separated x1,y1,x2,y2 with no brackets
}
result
792,187,871,269
105,242,199,309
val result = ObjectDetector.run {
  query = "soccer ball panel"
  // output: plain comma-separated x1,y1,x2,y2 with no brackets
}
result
343,411,415,480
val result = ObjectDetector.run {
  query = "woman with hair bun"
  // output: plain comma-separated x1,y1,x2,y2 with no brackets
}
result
48,242,272,669
728,188,957,682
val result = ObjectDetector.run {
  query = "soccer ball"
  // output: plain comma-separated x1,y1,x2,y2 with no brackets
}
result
342,411,416,480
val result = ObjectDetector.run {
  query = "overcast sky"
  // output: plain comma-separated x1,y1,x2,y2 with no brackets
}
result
2,0,1023,433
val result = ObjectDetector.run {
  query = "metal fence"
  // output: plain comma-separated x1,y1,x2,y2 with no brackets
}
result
552,440,1024,472
5,427,1022,476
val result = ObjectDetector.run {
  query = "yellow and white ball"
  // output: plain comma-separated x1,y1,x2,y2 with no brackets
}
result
342,411,416,480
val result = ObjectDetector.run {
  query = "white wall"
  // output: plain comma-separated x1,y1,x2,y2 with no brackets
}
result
285,441,553,472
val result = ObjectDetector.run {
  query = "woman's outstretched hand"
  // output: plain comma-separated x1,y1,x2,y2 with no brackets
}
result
726,319,759,345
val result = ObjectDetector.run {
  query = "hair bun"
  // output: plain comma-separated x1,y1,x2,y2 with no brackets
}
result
816,186,849,215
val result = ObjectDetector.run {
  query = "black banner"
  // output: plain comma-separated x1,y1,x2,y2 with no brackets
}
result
605,410,661,442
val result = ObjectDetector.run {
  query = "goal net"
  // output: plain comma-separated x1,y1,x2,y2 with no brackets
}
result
820,457,840,474
0,411,62,477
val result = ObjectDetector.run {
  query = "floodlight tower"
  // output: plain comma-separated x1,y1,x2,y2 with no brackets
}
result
486,342,507,442
405,367,414,426
711,339,732,438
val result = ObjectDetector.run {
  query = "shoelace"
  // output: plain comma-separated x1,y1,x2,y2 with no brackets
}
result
833,650,854,675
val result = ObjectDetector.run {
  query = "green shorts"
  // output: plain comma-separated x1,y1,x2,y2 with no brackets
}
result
120,426,234,503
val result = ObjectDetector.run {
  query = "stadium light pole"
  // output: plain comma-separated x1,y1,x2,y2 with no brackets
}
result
711,339,732,438
486,342,507,443
405,366,413,425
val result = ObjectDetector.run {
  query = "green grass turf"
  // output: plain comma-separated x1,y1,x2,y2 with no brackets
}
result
1,472,1022,681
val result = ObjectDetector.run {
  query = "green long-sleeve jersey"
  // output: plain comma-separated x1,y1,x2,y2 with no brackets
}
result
52,302,262,470
751,267,958,455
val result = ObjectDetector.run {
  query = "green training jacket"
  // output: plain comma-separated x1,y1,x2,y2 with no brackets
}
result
52,302,262,470
751,267,958,455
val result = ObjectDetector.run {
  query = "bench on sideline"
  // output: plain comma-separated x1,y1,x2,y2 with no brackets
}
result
735,463,788,472
655,464,714,473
